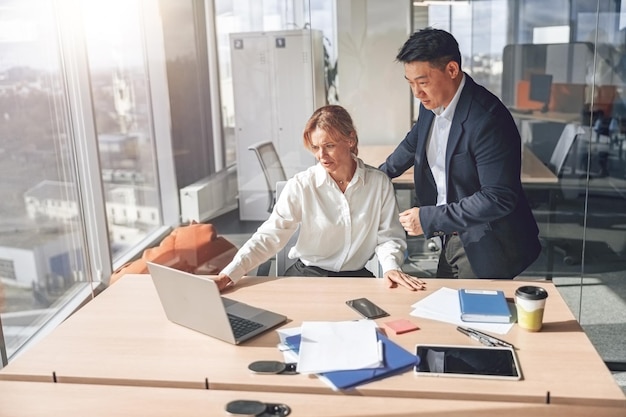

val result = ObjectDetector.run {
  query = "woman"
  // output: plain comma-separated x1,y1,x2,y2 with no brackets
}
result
214,105,425,291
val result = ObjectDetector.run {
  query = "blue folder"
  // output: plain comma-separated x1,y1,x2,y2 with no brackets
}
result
284,332,419,391
458,289,512,323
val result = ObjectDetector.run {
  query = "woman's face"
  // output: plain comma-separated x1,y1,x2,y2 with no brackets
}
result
309,127,354,176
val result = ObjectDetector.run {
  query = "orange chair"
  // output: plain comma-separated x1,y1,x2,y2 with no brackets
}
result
109,221,237,285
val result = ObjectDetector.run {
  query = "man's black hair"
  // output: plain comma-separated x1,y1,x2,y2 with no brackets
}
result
396,27,462,70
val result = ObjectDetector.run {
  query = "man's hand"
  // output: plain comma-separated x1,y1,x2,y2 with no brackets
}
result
399,207,423,236
213,273,234,292
384,270,426,291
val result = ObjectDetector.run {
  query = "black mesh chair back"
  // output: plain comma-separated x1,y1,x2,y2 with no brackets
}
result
248,141,287,212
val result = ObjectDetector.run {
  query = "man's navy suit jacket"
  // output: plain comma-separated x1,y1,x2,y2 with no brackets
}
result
380,74,541,278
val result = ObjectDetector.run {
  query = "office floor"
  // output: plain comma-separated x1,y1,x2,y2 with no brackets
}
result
210,205,626,394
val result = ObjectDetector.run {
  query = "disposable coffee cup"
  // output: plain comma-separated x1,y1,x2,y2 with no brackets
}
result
515,286,548,331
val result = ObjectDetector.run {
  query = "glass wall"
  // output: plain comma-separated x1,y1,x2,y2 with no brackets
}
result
0,0,94,361
0,0,182,363
416,0,625,367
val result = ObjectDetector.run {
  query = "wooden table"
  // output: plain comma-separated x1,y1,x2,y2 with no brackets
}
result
359,145,557,186
0,381,624,417
2,379,625,417
1,275,623,408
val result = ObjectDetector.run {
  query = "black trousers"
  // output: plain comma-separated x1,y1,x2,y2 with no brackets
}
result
436,234,478,278
285,259,375,277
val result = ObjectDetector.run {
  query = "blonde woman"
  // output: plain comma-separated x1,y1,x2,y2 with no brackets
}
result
215,105,425,292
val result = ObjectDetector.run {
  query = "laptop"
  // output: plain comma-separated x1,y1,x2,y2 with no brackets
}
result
147,262,287,344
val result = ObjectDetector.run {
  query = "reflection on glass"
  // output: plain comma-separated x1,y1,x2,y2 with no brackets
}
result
81,0,162,260
410,0,626,366
0,0,89,358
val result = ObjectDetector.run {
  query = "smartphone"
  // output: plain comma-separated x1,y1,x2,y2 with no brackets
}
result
346,297,390,319
414,344,522,381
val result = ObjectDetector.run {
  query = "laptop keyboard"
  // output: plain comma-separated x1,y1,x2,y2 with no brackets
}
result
227,314,264,339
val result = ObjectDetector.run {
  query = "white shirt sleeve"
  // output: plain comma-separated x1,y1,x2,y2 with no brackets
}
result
220,180,301,283
373,177,406,274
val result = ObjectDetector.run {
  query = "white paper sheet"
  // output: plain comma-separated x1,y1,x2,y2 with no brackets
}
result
296,320,381,374
410,287,514,334
276,326,301,348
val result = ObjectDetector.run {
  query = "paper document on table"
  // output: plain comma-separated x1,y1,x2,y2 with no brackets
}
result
410,287,514,334
296,320,381,374
276,326,301,346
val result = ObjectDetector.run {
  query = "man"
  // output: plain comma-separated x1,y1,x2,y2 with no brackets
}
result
379,27,541,279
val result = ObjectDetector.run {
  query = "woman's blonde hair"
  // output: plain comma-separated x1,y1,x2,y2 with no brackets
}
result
303,105,359,156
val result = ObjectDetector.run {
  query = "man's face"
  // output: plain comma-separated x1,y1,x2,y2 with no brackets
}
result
404,60,461,110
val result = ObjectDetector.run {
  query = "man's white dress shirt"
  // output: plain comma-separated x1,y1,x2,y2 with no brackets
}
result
426,74,466,206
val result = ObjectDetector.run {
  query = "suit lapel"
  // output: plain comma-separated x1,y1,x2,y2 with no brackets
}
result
446,74,473,173
416,107,436,188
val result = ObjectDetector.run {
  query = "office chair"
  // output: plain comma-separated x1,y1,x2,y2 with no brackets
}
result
549,124,613,181
274,181,382,277
547,124,587,177
537,124,588,267
533,123,612,268
275,181,298,276
248,141,287,213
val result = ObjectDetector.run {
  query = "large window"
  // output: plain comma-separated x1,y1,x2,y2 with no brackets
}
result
0,0,179,363
82,0,163,259
0,0,93,360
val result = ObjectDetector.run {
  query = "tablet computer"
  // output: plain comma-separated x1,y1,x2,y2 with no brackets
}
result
414,344,522,381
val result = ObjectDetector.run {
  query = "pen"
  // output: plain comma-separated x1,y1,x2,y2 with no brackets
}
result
456,326,496,347
456,326,515,349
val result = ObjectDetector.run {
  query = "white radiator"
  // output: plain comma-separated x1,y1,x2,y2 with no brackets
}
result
180,164,238,223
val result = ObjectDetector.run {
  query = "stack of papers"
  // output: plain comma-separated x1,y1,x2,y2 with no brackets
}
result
296,320,381,374
409,287,514,334
277,320,418,391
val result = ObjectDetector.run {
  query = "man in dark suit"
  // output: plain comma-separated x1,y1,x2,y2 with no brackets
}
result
379,28,541,279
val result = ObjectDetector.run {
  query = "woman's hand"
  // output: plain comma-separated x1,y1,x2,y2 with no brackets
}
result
213,273,234,292
384,270,426,291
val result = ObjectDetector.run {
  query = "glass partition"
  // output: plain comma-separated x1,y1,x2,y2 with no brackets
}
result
408,0,626,368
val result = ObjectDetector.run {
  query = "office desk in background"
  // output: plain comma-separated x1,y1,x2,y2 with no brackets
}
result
2,379,625,417
359,145,557,186
510,110,581,125
1,275,623,408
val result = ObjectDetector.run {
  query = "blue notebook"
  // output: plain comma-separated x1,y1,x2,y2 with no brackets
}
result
284,332,418,391
458,289,512,323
